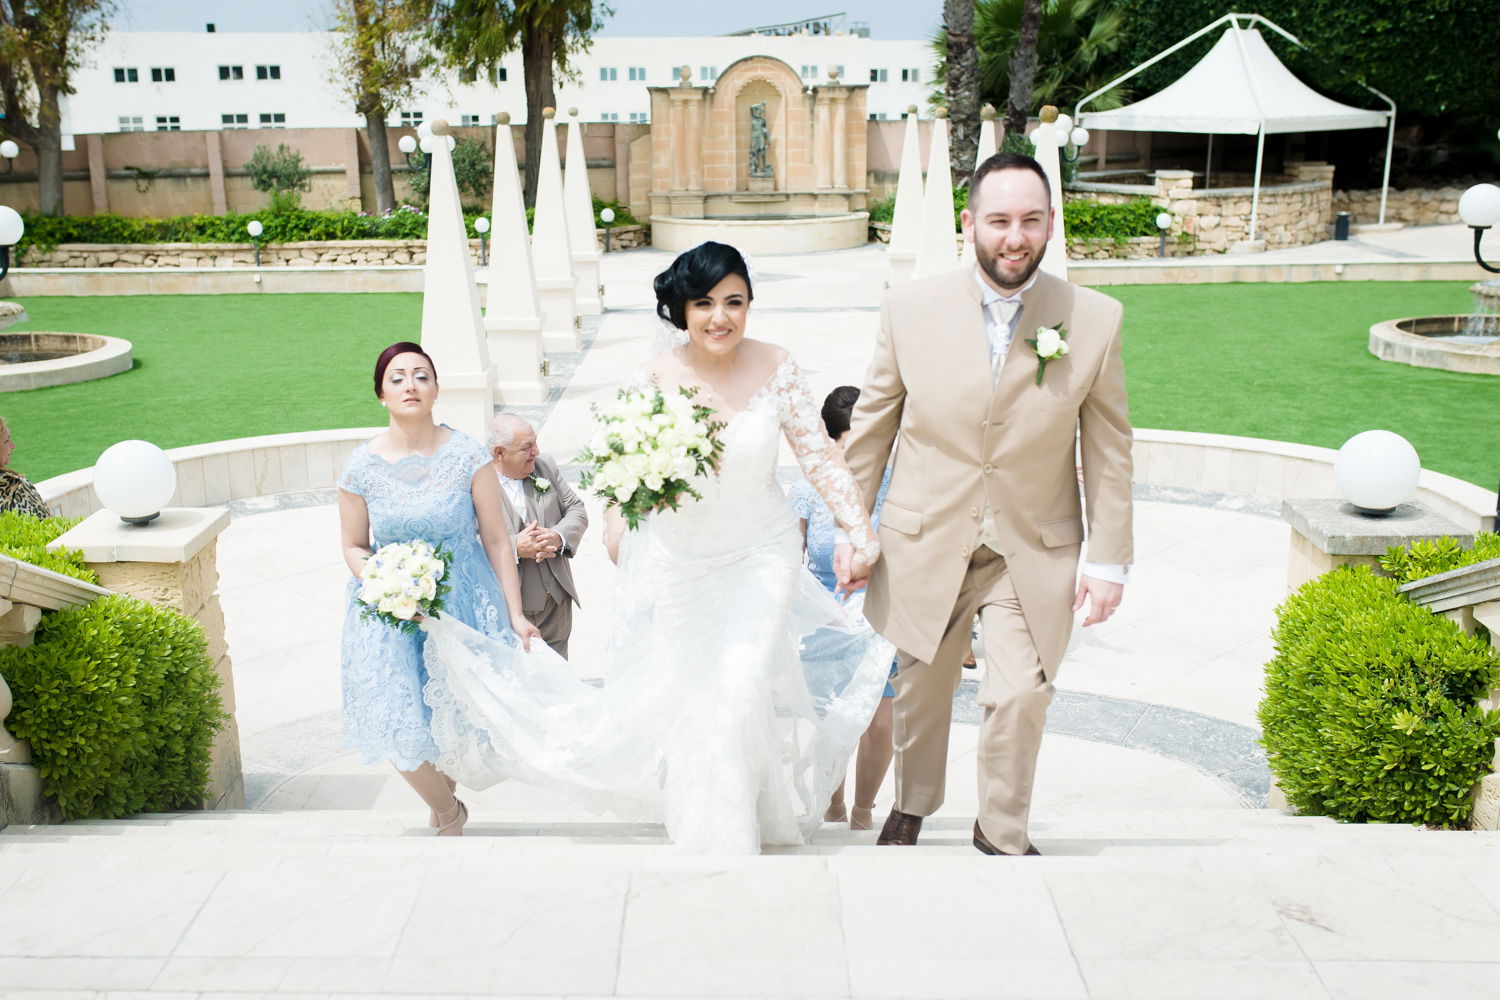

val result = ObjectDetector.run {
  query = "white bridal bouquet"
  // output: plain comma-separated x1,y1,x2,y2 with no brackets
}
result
576,384,725,529
357,539,453,634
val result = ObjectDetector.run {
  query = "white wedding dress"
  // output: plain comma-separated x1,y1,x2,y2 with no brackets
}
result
421,356,893,853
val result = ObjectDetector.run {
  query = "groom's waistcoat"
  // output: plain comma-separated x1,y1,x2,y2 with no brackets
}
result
844,267,1134,670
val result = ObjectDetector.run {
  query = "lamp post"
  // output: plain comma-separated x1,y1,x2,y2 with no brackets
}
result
94,439,178,526
246,219,263,267
474,215,490,265
600,206,615,252
397,133,426,173
1459,182,1500,273
0,140,18,174
0,205,23,282
1155,211,1172,258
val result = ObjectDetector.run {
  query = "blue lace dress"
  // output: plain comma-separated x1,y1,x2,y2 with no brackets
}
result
337,429,509,770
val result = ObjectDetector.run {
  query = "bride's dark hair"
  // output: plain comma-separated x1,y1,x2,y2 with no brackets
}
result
653,241,754,330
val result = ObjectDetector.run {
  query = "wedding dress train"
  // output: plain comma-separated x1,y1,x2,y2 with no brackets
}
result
421,357,893,853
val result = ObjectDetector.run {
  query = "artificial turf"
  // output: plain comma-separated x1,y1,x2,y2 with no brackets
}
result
4,281,1494,488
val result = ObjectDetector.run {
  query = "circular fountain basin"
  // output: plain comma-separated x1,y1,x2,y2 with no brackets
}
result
651,213,870,254
0,333,134,392
0,302,25,331
1368,316,1500,376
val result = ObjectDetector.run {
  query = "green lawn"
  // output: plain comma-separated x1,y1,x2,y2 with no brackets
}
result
4,281,1494,488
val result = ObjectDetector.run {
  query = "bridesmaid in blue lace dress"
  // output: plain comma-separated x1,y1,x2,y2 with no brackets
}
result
788,385,895,831
337,341,541,835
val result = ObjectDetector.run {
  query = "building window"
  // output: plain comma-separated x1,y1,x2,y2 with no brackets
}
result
219,65,244,81
221,113,249,128
256,65,281,80
155,115,181,130
118,115,145,131
399,110,423,128
628,66,646,81
901,68,920,82
113,67,139,83
629,111,648,123
150,67,176,83
258,112,286,127
699,66,717,81
801,65,818,80
488,66,508,84
600,112,619,122
870,68,888,83
868,112,888,121
460,114,481,126
599,66,618,81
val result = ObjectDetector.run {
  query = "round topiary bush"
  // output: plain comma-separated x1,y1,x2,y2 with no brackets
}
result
0,594,227,819
1259,564,1500,827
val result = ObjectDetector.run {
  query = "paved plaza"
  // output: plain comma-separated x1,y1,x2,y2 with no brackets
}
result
4,233,1500,998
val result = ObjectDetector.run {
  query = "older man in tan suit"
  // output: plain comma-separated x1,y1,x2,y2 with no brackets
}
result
488,413,589,659
838,152,1133,856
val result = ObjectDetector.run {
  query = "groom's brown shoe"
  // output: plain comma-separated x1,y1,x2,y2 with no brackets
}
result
973,821,1041,856
876,808,923,845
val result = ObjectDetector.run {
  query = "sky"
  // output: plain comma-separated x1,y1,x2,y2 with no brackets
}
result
109,0,941,40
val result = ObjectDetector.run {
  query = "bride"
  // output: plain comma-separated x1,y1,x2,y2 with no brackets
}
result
421,241,892,853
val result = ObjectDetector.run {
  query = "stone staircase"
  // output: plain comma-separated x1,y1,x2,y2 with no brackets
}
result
4,807,1499,998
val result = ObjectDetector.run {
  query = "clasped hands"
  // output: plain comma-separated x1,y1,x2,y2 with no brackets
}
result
515,521,562,563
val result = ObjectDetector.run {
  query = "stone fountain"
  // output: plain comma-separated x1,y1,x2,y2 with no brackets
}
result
645,60,870,254
1367,280,1500,375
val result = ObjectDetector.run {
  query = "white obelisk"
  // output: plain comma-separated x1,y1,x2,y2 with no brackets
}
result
1029,107,1068,281
483,112,546,403
913,108,957,279
564,108,602,315
531,107,579,352
887,104,923,285
961,105,1001,266
420,119,495,438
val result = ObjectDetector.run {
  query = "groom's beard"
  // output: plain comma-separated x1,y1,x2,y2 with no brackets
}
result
977,241,1046,294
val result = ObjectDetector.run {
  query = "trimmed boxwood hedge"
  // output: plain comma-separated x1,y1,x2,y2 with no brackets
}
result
0,511,98,584
0,594,227,818
867,191,1163,241
1259,561,1500,827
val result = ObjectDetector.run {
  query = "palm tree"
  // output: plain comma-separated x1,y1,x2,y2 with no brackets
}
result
943,0,980,184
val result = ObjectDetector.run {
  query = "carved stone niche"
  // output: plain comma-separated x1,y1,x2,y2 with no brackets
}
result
738,82,782,193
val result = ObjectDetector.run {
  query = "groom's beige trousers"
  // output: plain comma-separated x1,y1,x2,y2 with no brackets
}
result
891,546,1053,856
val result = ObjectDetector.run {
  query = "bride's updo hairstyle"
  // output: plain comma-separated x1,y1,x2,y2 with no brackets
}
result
373,340,438,399
653,241,754,330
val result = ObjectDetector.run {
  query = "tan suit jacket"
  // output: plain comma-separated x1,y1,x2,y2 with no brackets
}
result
844,267,1133,675
497,453,589,615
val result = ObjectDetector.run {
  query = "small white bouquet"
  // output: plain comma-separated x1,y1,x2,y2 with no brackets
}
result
576,384,724,530
357,539,453,635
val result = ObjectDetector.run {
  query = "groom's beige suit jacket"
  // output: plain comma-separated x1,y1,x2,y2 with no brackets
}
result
844,267,1133,675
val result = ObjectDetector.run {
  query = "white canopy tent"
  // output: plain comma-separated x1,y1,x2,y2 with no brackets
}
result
1075,13,1396,243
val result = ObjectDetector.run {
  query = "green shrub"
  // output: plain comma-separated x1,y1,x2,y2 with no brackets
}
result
0,594,226,819
405,137,494,210
868,194,895,225
244,143,313,213
1381,531,1500,586
1259,564,1500,827
1061,198,1161,241
592,196,637,228
0,511,97,584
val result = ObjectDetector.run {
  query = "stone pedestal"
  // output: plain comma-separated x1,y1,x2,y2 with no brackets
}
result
51,508,245,811
1281,498,1473,592
1468,600,1500,830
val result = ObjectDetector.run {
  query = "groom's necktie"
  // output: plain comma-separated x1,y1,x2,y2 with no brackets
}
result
985,298,1022,383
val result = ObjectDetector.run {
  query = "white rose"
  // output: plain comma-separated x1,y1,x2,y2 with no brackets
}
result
1035,327,1062,357
392,596,419,620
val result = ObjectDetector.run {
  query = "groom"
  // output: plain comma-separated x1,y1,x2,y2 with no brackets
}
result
838,152,1133,856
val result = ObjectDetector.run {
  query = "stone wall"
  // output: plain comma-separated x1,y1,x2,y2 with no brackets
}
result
1333,186,1468,226
1067,163,1337,252
869,222,1191,260
20,227,646,268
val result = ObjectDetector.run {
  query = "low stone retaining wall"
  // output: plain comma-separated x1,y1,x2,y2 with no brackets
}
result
868,223,1190,260
19,224,649,269
39,427,1496,534
1333,186,1468,226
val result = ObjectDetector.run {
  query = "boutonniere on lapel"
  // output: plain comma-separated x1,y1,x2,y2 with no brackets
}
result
1026,324,1070,386
530,475,552,494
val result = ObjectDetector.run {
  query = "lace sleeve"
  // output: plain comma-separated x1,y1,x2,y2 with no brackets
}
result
771,357,880,565
337,446,367,496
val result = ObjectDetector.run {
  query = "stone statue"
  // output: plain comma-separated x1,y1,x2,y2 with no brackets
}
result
748,103,773,178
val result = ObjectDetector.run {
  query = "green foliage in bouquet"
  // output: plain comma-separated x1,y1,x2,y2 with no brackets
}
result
576,385,725,530
0,511,98,584
0,595,227,819
1259,564,1500,827
1380,531,1500,587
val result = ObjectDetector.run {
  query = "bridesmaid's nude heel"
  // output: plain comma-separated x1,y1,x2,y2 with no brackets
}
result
435,798,468,837
850,805,875,831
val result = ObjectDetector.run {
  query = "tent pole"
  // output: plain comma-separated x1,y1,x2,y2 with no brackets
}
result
1377,113,1395,226
1248,129,1266,243
1205,134,1213,189
1074,12,1239,119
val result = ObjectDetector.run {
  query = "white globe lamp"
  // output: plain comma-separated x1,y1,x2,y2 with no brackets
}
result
246,219,263,239
1334,430,1420,516
398,135,417,155
599,207,615,224
94,440,177,525
1458,183,1500,229
1070,127,1090,148
0,139,18,160
1053,113,1073,139
0,205,24,245
473,216,490,234
418,136,434,154
416,120,434,141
